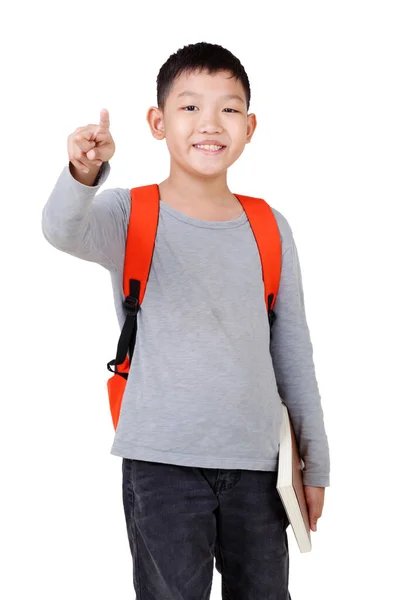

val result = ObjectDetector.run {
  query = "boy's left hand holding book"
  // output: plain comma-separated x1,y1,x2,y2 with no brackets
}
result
304,486,325,532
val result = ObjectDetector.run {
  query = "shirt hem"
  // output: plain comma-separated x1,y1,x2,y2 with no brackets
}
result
110,444,279,471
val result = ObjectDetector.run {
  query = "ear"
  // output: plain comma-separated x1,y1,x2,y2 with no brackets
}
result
245,113,257,143
146,106,165,140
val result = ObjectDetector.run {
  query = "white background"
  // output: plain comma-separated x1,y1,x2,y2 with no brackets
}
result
1,1,399,598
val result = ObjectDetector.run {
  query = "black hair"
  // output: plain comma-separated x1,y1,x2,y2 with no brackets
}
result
156,42,251,112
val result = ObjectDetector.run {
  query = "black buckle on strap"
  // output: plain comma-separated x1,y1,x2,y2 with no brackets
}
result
123,296,139,316
268,309,276,329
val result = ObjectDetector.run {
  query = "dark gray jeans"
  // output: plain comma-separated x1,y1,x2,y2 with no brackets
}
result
122,458,291,599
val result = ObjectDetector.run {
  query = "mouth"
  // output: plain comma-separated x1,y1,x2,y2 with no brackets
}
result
192,144,226,155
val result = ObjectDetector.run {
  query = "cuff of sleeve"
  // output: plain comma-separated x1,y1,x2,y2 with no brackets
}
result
302,473,330,487
67,161,111,191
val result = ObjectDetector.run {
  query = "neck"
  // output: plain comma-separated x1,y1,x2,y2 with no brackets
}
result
158,161,234,207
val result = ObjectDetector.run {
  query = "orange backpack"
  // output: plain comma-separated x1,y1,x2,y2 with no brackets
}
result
106,184,282,430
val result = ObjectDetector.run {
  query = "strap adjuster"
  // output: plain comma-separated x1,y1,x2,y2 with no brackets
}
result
268,308,276,329
123,296,139,316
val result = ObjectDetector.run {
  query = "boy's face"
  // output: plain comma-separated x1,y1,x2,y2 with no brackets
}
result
147,68,257,178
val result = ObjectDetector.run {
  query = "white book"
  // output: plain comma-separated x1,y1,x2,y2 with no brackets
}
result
276,402,312,553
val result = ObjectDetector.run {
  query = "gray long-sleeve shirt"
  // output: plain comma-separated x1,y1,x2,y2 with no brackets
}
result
41,160,330,487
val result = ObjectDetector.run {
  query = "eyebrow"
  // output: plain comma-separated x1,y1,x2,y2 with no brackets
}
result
176,90,245,104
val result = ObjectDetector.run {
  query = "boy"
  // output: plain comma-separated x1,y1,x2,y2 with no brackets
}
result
42,42,330,600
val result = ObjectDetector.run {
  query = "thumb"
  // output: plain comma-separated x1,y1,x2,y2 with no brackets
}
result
86,143,108,163
86,148,99,161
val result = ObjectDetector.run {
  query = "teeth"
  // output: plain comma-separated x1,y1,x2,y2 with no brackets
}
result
194,144,223,151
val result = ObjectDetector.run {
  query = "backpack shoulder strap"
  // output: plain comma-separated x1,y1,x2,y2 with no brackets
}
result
106,184,159,378
235,193,282,335
123,183,160,303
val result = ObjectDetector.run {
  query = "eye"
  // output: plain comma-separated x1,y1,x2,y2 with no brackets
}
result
182,106,239,113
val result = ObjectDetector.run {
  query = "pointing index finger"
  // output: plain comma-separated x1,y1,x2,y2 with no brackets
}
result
94,108,110,136
99,108,110,130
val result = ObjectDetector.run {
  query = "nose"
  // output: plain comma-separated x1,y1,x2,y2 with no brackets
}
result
198,122,223,135
197,109,224,134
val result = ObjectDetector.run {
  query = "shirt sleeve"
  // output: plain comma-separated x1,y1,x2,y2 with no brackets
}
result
270,213,331,487
41,161,130,273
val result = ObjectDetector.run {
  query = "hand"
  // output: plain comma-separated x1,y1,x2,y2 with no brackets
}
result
67,108,115,174
304,485,325,532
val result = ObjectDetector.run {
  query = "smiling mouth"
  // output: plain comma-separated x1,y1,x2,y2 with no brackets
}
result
192,144,226,155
